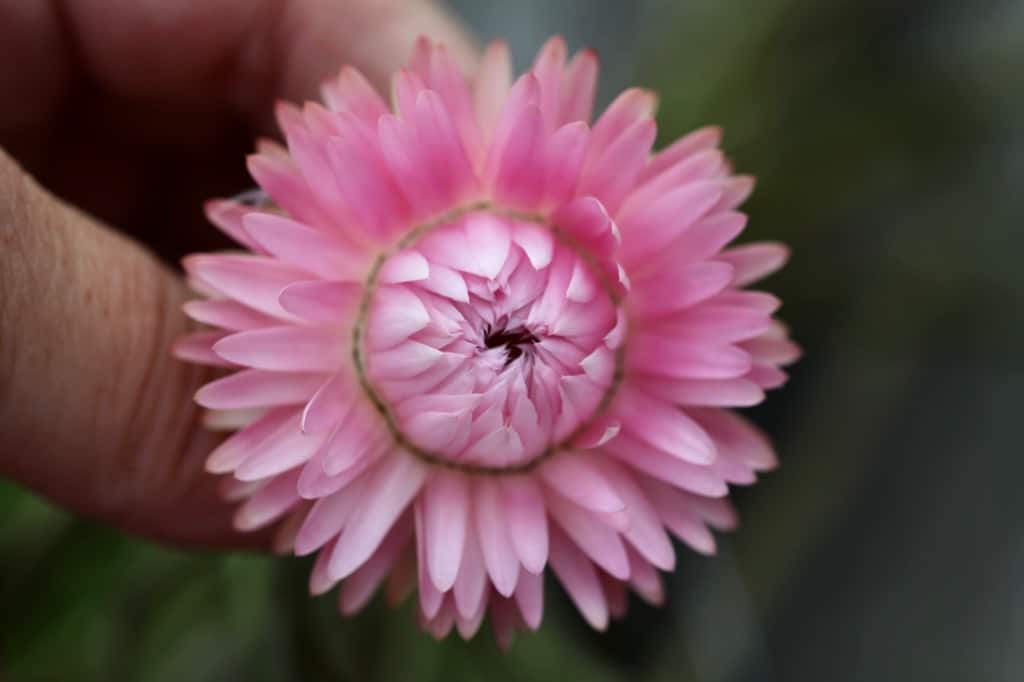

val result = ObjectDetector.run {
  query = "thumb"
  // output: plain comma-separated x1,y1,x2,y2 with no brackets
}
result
0,148,256,548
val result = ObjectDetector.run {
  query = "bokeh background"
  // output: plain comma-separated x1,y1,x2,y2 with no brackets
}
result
2,0,1022,680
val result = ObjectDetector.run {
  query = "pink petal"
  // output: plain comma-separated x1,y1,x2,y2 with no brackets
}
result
654,297,777,343
514,568,544,630
318,405,390,477
242,213,365,280
531,35,567,132
412,90,479,204
542,122,589,207
747,362,789,390
366,286,430,349
538,454,625,513
367,342,445,380
741,333,802,366
172,331,233,367
641,125,722,183
719,241,790,287
321,65,389,124
649,211,748,270
325,130,408,240
300,373,355,434
548,526,609,631
378,249,430,284
588,87,658,161
453,527,488,619
421,470,470,592
578,117,657,213
463,212,511,280
408,40,482,167
308,537,340,595
636,377,766,408
415,504,444,619
716,174,756,210
272,503,310,555
202,198,262,251
560,48,599,124
233,469,302,531
499,475,549,574
213,326,343,372
572,415,622,449
474,40,513,145
196,369,325,409
551,196,619,258
401,408,472,453
630,261,734,319
475,477,520,597
491,104,545,209
691,408,778,471
600,433,728,498
641,477,718,555
618,181,725,266
628,334,753,381
415,263,470,302
183,299,278,331
294,480,363,556
246,152,333,228
235,411,327,481
183,254,310,319
616,387,717,464
296,436,366,499
511,221,555,270
455,598,487,640
327,454,427,580
626,545,666,605
692,495,740,531
625,149,727,216
203,407,263,431
339,514,412,615
424,599,457,640
595,458,676,571
546,493,630,580
205,407,292,474
278,280,361,325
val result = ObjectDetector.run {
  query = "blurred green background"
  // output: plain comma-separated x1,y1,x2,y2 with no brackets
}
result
3,0,1022,680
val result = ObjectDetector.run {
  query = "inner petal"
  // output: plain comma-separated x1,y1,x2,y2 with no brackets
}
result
358,209,620,470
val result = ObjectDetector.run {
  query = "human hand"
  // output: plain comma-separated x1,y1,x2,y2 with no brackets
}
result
0,0,475,548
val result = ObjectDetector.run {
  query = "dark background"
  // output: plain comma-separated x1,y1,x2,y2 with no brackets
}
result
2,0,1022,679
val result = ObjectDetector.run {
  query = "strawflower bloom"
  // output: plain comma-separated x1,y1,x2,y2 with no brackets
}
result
175,36,799,646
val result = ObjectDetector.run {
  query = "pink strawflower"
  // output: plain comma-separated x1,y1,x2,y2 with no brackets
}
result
175,36,799,646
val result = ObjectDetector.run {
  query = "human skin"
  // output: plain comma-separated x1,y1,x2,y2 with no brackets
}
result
0,0,476,549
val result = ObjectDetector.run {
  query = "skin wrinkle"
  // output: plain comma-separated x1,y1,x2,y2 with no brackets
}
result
0,150,246,548
0,156,34,421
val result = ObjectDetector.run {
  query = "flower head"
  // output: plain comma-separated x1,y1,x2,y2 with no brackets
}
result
176,36,799,646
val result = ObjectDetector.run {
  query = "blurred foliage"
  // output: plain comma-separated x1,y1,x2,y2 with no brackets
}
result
3,0,1022,680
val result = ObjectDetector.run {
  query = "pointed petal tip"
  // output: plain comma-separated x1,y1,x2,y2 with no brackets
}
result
204,449,236,474
703,124,724,144
193,383,215,409
696,543,717,557
180,253,202,276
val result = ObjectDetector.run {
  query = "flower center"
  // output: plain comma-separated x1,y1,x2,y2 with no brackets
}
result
353,206,623,473
482,320,539,367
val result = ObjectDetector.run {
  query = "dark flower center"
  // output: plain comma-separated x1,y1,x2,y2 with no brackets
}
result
483,322,539,366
